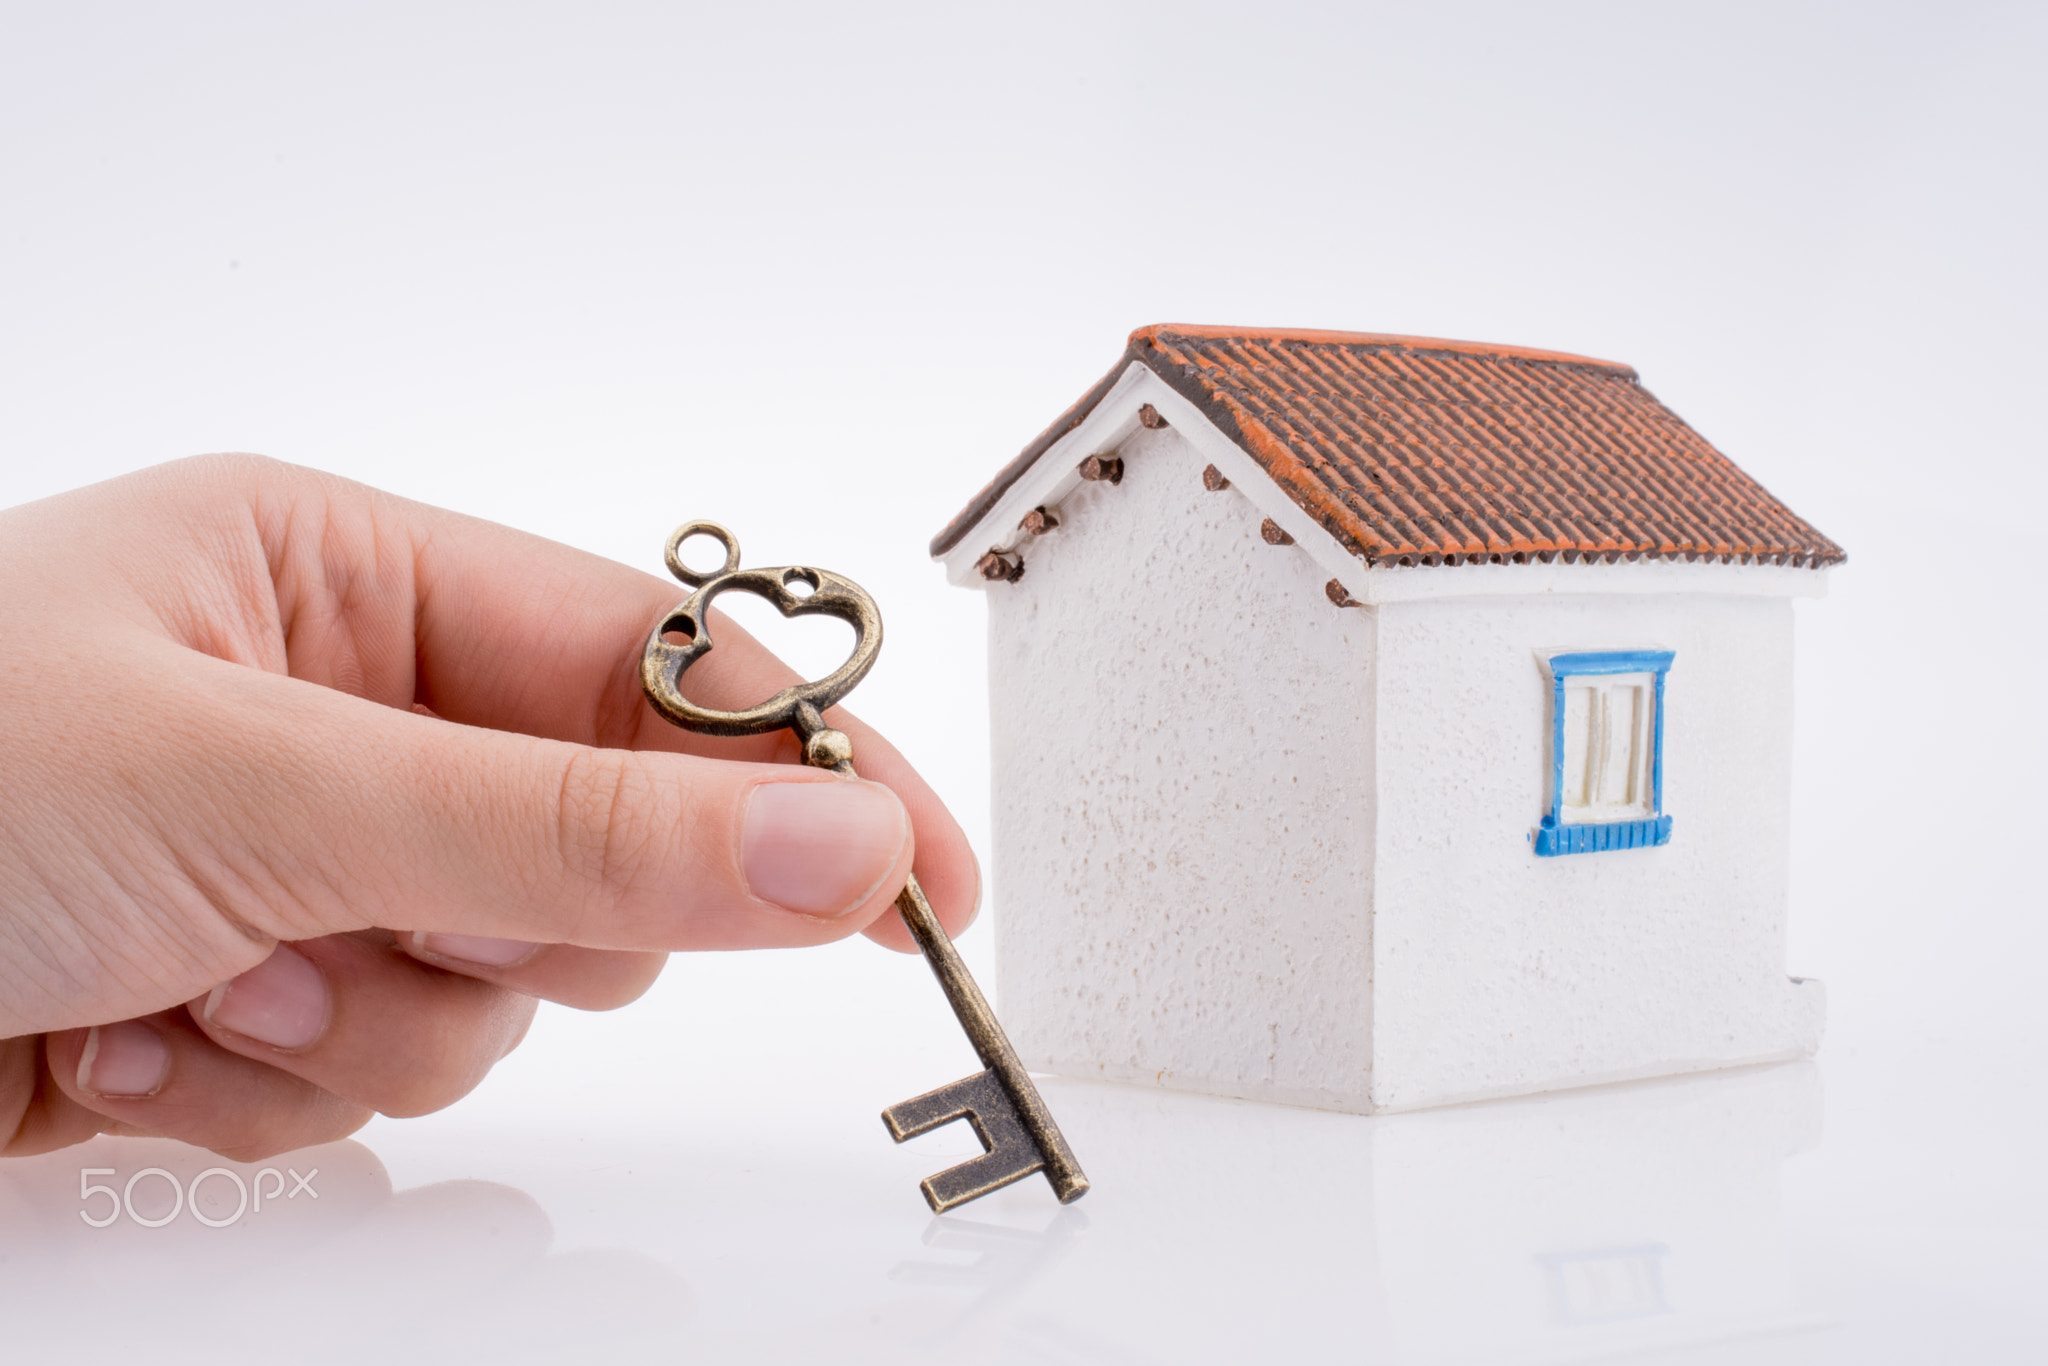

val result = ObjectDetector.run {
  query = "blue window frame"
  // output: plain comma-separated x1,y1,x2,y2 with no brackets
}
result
1534,649,1674,857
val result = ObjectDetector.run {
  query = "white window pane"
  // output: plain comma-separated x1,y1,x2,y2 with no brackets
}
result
1599,684,1641,807
1634,685,1655,808
1549,664,1661,830
1562,685,1595,808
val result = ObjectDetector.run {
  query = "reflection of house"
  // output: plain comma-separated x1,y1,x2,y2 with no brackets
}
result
933,325,1843,1113
1369,1064,1827,1361
1538,1243,1672,1325
1021,1061,1827,1363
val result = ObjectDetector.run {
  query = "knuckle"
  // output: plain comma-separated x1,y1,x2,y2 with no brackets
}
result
373,991,530,1118
168,450,296,496
3,1033,124,1156
375,1085,463,1121
551,748,667,911
558,954,667,1012
209,1100,371,1163
364,1045,475,1119
0,1039,32,1150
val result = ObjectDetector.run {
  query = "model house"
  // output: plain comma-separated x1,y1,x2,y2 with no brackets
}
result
931,324,1843,1114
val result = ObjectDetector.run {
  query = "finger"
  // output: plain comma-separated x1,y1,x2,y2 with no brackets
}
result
46,1012,371,1163
245,461,979,947
0,1034,108,1157
398,935,667,1011
124,638,917,959
183,937,535,1118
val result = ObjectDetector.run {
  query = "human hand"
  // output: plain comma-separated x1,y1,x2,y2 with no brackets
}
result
0,456,977,1158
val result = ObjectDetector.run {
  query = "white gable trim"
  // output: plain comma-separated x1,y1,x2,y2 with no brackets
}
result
939,363,1163,586
938,363,1372,592
940,363,1831,602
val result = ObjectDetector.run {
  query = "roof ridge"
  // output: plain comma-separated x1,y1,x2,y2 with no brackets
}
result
1132,323,1637,378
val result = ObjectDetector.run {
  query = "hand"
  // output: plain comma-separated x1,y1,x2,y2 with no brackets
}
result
0,456,977,1159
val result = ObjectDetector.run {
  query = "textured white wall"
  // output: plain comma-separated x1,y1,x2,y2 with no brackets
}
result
985,425,1379,1110
1371,590,1823,1111
983,416,1824,1113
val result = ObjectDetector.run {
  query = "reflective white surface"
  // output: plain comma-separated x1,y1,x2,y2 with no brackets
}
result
4,949,2041,1363
1,4,2044,1361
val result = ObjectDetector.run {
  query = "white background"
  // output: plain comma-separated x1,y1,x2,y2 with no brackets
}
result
1,3,2042,1361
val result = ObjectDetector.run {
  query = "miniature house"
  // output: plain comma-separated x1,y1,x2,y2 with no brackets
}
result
932,324,1843,1114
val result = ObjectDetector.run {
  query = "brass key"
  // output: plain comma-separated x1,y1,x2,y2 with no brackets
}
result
639,521,1089,1214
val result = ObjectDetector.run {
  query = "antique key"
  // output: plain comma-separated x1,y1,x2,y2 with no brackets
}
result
639,521,1089,1214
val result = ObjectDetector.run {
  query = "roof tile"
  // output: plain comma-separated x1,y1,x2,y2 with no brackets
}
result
932,324,1844,568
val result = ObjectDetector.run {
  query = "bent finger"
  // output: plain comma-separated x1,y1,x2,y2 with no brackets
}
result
1,1035,107,1157
184,935,535,1118
46,1012,371,1163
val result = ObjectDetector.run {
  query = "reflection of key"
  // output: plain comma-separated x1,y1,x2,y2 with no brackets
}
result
640,521,1089,1215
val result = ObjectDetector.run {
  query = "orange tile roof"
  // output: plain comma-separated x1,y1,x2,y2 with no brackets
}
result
932,324,1844,569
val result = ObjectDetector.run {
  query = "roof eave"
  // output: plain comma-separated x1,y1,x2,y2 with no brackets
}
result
929,344,1142,559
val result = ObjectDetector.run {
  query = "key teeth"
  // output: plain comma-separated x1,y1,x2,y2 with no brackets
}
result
921,1153,1046,1214
885,1069,1047,1213
880,1070,1000,1143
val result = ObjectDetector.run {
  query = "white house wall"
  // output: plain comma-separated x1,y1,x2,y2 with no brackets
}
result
1369,590,1824,1112
984,424,1380,1110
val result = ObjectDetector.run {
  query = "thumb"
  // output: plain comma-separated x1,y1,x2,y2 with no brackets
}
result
170,653,916,953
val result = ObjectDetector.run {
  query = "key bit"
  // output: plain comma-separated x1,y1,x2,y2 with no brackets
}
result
879,872,1088,1212
883,1071,1036,1211
639,520,1089,1214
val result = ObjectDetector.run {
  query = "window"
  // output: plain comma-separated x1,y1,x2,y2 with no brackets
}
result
1535,649,1674,856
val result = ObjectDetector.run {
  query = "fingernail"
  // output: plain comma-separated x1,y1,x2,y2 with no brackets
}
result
410,932,538,968
77,1021,170,1098
203,944,328,1050
742,779,909,917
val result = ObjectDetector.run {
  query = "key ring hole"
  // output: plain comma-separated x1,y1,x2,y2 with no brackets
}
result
660,619,697,649
665,522,742,588
782,567,820,599
673,534,727,578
